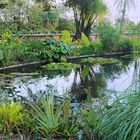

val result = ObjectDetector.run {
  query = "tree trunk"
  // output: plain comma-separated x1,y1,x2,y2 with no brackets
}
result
120,0,127,32
73,26,81,40
84,25,91,39
73,14,97,40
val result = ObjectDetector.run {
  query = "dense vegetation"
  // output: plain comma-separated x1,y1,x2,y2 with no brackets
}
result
1,86,140,139
0,0,140,139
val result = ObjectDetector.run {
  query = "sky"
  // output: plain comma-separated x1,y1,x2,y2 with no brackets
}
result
57,0,140,23
104,0,140,23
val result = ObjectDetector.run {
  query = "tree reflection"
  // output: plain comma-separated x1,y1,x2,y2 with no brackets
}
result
71,56,133,102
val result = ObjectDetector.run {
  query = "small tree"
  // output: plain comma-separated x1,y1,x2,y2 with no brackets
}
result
97,22,121,52
41,11,58,33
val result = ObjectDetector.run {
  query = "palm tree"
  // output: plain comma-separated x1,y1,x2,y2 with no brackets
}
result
114,0,135,31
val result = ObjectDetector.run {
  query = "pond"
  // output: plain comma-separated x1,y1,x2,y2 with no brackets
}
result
0,54,139,103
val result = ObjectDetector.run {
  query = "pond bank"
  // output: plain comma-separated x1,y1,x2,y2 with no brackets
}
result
0,51,134,71
0,60,47,71
68,52,132,60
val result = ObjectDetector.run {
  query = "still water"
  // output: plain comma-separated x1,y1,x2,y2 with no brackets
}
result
0,54,139,101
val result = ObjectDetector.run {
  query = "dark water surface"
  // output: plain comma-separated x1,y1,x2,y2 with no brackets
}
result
0,54,139,101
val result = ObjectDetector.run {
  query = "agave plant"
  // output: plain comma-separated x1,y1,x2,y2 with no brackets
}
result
30,95,62,139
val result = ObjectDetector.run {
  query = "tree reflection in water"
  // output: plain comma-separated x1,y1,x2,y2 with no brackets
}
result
71,56,133,102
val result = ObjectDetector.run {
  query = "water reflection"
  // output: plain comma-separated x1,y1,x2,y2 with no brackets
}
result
0,55,139,101
71,65,107,101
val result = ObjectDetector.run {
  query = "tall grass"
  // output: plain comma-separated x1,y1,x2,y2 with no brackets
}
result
100,91,140,140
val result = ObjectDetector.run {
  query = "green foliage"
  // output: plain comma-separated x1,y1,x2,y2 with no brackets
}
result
81,32,90,47
81,57,119,65
90,40,103,54
41,62,80,70
72,46,94,56
58,100,79,138
80,107,101,140
20,38,44,61
119,38,133,52
0,101,29,135
41,11,58,32
30,96,61,138
60,30,72,44
100,92,140,140
0,37,71,67
129,38,140,51
97,22,121,52
0,33,21,66
42,38,71,62
56,18,76,33
81,66,90,79
65,0,107,39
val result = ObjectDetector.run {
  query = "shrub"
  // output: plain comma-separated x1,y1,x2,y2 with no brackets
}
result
0,33,22,66
129,38,140,53
72,46,94,55
56,18,76,33
60,30,72,44
30,38,70,62
119,38,133,52
20,38,44,62
29,96,79,139
0,101,30,136
90,40,103,54
29,96,61,139
0,37,71,66
97,22,121,52
80,107,102,140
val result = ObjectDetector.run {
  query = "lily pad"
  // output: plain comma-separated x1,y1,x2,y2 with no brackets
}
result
41,63,80,70
80,57,119,65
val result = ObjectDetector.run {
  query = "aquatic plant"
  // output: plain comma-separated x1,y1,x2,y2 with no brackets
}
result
41,62,80,70
80,57,119,65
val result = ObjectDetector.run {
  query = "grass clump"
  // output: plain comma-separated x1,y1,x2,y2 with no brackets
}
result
100,92,140,140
